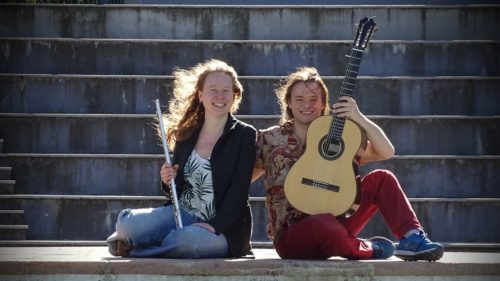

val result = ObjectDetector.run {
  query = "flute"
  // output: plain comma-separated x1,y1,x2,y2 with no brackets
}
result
155,99,183,229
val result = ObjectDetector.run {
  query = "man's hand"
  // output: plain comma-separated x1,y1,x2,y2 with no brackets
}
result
331,96,363,123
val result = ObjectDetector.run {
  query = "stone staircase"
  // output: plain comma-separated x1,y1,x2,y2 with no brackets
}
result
0,4,499,251
0,139,28,240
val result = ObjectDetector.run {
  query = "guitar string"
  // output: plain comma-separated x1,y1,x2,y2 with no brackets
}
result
326,48,353,157
335,49,363,137
332,49,357,139
317,47,360,189
324,22,372,160
326,47,363,158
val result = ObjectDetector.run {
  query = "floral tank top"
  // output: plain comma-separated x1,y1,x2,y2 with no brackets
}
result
179,149,216,221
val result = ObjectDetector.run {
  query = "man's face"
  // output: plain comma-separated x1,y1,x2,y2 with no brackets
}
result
288,81,325,126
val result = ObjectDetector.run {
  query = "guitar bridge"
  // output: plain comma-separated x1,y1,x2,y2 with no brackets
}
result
301,178,340,192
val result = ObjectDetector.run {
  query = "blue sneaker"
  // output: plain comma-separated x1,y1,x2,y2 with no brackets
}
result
394,231,444,261
368,236,395,259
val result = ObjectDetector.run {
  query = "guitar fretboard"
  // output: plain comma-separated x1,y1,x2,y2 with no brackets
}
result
329,47,365,141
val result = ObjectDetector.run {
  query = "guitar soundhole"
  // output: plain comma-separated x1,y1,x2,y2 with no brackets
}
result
318,135,344,161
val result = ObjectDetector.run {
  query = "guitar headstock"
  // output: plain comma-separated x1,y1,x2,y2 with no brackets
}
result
354,17,376,50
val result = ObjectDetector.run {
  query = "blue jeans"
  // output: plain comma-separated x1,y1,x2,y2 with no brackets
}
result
108,205,228,258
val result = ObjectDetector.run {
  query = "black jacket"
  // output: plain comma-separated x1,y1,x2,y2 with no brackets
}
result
164,113,256,257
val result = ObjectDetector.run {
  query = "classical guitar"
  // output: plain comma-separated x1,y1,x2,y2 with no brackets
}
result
284,17,376,216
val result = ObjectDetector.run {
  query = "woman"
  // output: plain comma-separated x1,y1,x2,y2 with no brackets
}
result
107,59,257,258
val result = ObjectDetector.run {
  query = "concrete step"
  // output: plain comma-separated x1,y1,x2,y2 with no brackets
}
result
2,74,499,116
1,38,498,76
0,180,15,194
0,225,28,240
0,194,497,243
120,0,500,4
1,4,499,40
0,114,164,155
1,239,498,252
0,153,498,198
0,248,499,281
1,114,499,155
0,167,12,180
0,210,24,225
0,154,165,196
358,199,500,243
359,156,500,198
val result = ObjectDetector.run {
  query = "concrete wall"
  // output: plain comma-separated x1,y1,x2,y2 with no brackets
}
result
2,5,499,40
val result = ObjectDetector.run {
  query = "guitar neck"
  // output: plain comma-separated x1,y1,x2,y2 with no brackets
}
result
341,47,364,98
329,47,365,140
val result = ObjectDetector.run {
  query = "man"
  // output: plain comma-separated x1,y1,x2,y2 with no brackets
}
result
252,67,444,261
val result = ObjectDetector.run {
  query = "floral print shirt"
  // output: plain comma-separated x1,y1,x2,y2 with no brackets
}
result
179,149,216,221
255,122,309,241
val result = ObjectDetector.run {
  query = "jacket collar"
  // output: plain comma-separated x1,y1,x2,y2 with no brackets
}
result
177,113,238,157
222,113,238,135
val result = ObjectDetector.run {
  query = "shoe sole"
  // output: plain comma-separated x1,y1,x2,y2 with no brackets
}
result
367,236,395,260
394,247,444,262
116,240,132,257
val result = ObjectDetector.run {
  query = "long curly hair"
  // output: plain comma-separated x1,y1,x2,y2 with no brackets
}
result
275,66,330,124
162,59,243,149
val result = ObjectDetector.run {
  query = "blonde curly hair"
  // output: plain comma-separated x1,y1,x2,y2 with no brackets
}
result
162,59,243,148
275,66,330,124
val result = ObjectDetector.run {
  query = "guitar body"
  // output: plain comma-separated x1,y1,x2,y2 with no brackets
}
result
284,115,363,216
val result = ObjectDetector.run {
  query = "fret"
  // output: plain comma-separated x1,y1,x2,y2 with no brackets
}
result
341,83,355,88
340,92,354,97
345,55,361,60
340,86,354,91
346,62,361,68
342,86,355,92
333,121,347,138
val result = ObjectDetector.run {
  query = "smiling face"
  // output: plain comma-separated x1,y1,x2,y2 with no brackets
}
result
288,81,325,126
198,71,235,118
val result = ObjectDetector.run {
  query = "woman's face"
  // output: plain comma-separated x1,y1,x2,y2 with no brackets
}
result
198,72,235,117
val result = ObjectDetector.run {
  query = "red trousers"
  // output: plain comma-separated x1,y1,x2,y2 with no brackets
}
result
274,169,422,260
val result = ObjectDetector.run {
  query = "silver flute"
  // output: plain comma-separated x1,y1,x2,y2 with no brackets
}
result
154,99,183,229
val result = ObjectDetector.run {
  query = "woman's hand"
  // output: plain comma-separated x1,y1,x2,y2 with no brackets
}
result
193,222,215,233
160,163,179,185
